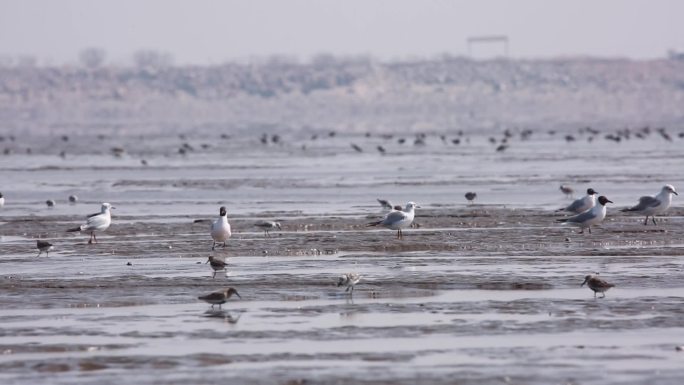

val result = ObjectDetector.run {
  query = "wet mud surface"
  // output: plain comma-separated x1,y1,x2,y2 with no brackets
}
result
1,131,684,384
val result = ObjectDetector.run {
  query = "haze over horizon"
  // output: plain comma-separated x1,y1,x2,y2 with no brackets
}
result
1,0,683,66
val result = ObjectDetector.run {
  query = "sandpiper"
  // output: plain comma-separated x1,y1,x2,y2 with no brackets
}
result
559,185,574,198
621,184,677,225
68,195,78,204
337,273,362,294
46,199,56,208
377,198,393,210
254,220,281,237
210,206,232,250
367,202,418,239
206,256,227,279
465,192,477,204
36,240,53,257
581,274,615,298
198,287,241,309
66,203,114,244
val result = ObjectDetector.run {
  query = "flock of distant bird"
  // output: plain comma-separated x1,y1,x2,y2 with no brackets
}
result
0,181,677,305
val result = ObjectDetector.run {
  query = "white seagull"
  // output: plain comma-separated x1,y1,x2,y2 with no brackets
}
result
211,206,232,250
367,201,418,239
67,203,114,244
254,220,281,237
557,196,612,234
621,184,678,225
557,188,598,214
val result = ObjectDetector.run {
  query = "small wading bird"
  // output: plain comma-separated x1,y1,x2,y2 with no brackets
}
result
621,184,678,225
46,199,56,208
254,220,282,237
36,240,53,257
367,202,418,239
68,195,78,204
377,198,393,211
559,185,574,198
210,206,232,250
581,274,615,298
337,273,361,295
206,256,227,279
465,192,477,204
66,203,114,244
557,196,612,234
198,287,241,309
557,188,598,214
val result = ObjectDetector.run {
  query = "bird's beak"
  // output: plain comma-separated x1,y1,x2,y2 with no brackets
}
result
607,200,613,204
674,191,678,196
235,292,242,299
205,259,210,264
580,278,588,287
111,207,116,209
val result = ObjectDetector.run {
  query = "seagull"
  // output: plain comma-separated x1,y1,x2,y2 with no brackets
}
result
254,220,281,237
211,206,232,250
206,256,227,279
376,198,393,210
36,240,53,257
46,199,56,208
581,274,615,298
559,185,574,198
66,203,114,244
198,287,241,309
557,188,598,214
621,184,678,225
557,196,612,234
367,202,418,239
68,195,78,204
0,192,4,208
337,273,361,295
465,192,477,204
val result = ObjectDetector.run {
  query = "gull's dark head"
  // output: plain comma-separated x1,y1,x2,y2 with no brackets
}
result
219,206,227,216
226,287,241,299
206,256,215,264
587,188,598,195
0,192,3,198
581,274,593,286
597,196,613,206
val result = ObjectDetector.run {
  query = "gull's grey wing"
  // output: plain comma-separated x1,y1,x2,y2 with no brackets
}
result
84,213,108,230
630,196,661,211
382,210,408,225
87,212,100,218
566,208,598,224
564,197,585,212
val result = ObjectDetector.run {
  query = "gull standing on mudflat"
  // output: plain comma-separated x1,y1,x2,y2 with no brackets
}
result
66,203,114,244
557,196,612,234
337,273,361,295
557,188,598,214
581,274,615,298
254,220,281,237
36,240,53,257
367,201,418,239
206,256,228,278
621,184,678,225
210,206,232,250
198,287,241,309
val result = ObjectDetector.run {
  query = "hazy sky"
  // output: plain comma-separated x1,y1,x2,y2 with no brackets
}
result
1,0,683,65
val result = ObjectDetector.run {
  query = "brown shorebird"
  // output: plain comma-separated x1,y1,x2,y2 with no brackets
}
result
206,256,228,279
198,288,241,309
581,274,615,298
36,240,53,257
464,192,477,204
559,185,574,198
254,221,282,237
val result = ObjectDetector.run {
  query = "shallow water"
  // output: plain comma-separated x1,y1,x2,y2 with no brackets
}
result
1,130,684,384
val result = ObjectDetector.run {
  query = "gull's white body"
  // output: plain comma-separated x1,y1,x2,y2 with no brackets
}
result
211,216,232,242
79,204,113,232
379,203,415,230
563,203,607,230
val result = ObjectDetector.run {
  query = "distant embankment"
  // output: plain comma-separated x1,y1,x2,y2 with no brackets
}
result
1,57,683,135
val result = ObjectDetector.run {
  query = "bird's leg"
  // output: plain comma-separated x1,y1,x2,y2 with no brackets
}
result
93,233,98,243
345,286,350,292
652,216,657,226
88,232,94,244
588,227,592,234
36,251,41,257
601,292,606,298
212,271,216,279
212,242,216,251
593,291,597,298
46,250,49,257
644,216,649,226
222,242,226,248
211,304,214,309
